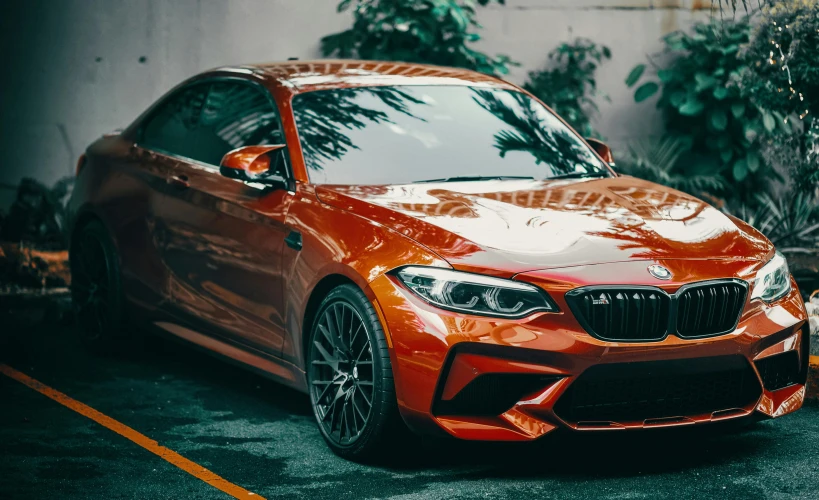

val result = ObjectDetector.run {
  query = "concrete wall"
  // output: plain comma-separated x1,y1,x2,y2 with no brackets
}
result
0,0,712,208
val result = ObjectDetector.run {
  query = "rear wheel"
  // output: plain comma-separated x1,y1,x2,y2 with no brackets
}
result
307,284,402,460
70,220,127,352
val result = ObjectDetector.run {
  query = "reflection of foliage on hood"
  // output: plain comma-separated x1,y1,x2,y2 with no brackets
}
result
293,87,426,171
471,89,589,175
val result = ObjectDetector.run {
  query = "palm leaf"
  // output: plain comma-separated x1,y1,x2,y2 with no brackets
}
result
619,135,728,195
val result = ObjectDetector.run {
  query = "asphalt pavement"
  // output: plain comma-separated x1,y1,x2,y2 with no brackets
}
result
1,308,818,500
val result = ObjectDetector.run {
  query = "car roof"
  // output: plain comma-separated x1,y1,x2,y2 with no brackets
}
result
209,59,518,94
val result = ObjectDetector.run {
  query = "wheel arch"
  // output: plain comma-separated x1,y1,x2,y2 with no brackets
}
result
69,208,110,255
301,273,361,370
69,206,116,247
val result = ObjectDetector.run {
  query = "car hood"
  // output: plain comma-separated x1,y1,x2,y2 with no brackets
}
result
315,177,772,276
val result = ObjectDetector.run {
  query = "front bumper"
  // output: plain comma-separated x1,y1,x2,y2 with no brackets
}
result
369,260,810,441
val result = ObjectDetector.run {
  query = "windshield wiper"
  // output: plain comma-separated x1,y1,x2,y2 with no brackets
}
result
413,175,536,183
545,171,610,181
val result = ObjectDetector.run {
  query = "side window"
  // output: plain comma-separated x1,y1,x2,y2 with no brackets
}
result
140,84,209,159
196,82,285,168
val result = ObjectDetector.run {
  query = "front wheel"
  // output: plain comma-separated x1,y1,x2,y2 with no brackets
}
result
307,284,402,460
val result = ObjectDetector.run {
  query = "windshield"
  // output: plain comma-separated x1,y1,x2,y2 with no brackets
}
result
291,85,608,185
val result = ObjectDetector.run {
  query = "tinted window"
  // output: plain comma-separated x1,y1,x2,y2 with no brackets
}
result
141,81,284,167
141,84,208,160
292,85,606,185
197,82,284,166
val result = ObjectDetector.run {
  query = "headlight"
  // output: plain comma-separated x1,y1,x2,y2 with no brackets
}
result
750,251,791,303
394,266,557,318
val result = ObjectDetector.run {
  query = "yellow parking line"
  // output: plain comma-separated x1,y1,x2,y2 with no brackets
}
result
0,363,264,499
811,355,819,366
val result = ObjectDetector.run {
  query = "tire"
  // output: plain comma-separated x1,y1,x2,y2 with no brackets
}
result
69,220,128,353
306,284,403,460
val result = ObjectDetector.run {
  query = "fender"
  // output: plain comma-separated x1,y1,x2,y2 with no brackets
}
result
279,184,450,367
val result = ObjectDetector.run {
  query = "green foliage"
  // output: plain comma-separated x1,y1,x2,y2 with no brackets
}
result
522,38,611,138
738,0,819,195
724,191,819,252
760,130,819,194
321,0,515,77
626,19,783,196
713,0,770,14
617,135,728,196
0,177,74,250
739,0,818,119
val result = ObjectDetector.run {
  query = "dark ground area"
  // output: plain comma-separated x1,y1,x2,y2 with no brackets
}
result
1,309,818,500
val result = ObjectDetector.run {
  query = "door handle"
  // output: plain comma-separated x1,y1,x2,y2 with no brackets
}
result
285,230,302,251
169,174,190,189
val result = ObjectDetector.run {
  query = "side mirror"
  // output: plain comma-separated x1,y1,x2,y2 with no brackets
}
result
219,145,287,184
586,138,615,167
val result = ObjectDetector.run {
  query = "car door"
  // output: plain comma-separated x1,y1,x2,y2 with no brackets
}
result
122,82,212,311
159,79,295,355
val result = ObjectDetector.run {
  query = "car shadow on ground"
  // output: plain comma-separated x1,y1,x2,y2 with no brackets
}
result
135,327,788,480
385,422,778,478
0,311,804,483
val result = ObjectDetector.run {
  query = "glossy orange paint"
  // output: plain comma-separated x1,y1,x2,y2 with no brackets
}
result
313,177,774,276
585,138,614,165
372,270,808,439
68,60,809,442
220,145,285,176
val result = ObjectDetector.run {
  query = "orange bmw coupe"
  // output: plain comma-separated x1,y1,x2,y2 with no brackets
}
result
68,60,810,460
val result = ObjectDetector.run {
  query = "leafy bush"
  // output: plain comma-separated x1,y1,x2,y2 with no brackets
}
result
617,135,728,196
737,0,819,297
738,0,819,195
739,0,818,119
523,38,611,138
625,19,783,198
0,177,74,250
759,132,819,195
622,6,817,291
321,0,514,77
724,192,819,252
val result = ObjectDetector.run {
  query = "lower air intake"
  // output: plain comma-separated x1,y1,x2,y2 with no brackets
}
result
554,356,761,424
434,373,560,417
755,351,801,391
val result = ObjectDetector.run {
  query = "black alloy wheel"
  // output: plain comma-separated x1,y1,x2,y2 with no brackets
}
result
70,220,126,351
307,284,402,460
